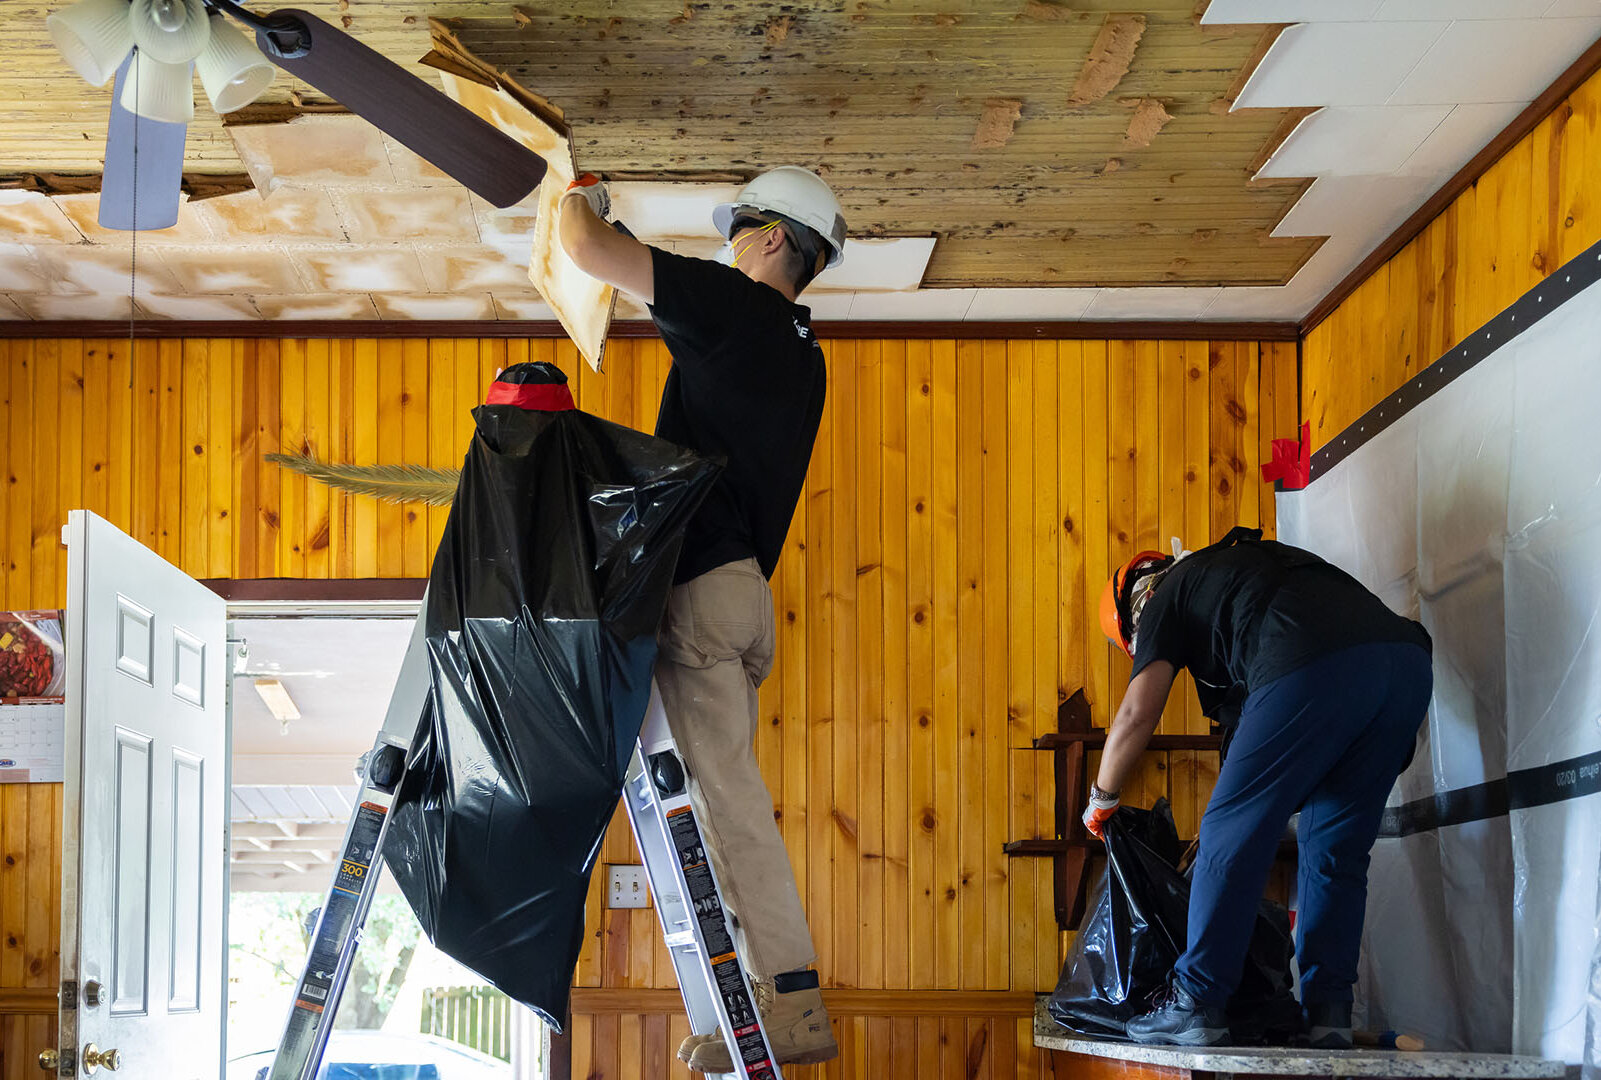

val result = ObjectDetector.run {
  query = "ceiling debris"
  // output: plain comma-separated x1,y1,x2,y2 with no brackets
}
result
1020,0,1077,23
764,14,793,45
1,172,255,202
1121,98,1174,150
1067,14,1147,107
971,98,1024,151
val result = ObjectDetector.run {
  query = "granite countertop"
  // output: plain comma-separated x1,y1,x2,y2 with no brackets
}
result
1033,1000,1567,1078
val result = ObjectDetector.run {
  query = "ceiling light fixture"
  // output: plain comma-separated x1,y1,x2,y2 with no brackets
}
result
48,0,276,119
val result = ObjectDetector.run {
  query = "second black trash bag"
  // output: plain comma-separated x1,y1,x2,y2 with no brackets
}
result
1047,800,1301,1044
383,362,721,1031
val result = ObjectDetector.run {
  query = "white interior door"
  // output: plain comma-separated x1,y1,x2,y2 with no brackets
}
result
57,510,228,1079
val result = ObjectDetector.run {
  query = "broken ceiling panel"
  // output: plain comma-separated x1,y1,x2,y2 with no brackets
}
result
812,237,937,294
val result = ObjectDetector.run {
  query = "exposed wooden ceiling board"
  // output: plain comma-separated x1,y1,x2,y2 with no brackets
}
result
434,2,1318,286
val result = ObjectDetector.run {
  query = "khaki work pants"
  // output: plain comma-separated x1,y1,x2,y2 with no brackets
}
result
654,558,817,980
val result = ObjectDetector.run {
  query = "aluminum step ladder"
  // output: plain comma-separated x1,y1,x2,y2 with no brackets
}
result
266,612,780,1080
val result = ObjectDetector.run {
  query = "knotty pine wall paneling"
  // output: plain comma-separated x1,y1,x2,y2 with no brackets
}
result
0,334,1295,1078
1303,64,1601,446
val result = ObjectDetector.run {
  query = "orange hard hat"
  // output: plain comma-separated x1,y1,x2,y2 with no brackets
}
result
1099,550,1167,656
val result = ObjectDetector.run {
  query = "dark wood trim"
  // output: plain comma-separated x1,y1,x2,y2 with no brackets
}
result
0,986,57,1014
199,578,426,602
0,319,1300,342
568,987,1038,1018
1300,34,1601,336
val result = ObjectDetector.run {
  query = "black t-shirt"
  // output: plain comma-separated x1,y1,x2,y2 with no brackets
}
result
647,247,827,584
1130,531,1431,727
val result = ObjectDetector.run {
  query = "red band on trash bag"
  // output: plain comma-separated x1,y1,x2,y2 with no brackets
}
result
485,381,576,411
1260,420,1310,490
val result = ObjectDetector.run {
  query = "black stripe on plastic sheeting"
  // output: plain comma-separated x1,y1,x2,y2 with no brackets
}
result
1308,233,1601,482
1377,748,1601,838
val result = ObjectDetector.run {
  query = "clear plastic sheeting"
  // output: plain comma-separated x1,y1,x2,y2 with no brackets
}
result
1278,279,1601,1065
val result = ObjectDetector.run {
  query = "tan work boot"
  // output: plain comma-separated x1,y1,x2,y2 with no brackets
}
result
687,980,838,1073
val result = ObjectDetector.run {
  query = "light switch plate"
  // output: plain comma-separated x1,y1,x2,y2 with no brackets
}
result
607,864,649,909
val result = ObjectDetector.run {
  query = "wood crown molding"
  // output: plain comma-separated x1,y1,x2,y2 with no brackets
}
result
0,319,1299,342
0,986,58,1014
1300,34,1601,336
569,987,1038,1018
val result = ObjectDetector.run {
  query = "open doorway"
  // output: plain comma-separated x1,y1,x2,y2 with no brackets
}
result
225,608,544,1080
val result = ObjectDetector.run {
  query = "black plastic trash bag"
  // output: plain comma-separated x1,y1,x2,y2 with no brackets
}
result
383,362,720,1032
1047,799,1301,1044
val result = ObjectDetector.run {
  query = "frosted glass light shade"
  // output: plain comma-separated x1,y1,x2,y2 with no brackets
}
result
129,0,210,64
47,0,135,87
196,15,274,114
119,51,195,124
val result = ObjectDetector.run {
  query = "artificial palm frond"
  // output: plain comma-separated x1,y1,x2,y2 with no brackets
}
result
265,452,462,506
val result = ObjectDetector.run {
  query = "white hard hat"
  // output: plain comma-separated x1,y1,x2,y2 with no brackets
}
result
712,166,847,268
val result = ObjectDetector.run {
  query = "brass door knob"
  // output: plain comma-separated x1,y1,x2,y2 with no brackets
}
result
36,1049,58,1072
82,1044,121,1073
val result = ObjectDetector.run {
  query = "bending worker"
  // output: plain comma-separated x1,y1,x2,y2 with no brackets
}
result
1083,526,1433,1049
559,166,846,1071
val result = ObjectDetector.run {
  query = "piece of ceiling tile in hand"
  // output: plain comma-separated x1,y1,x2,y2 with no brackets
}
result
372,293,497,320
811,238,937,293
1201,0,1384,23
294,248,428,294
160,248,305,293
136,293,261,320
338,189,479,243
1257,105,1451,178
0,191,86,244
607,183,742,241
1395,102,1525,176
229,115,397,193
251,294,378,320
195,189,346,243
962,288,1098,321
1271,175,1437,239
467,193,538,248
1388,18,1601,105
381,135,456,187
1083,287,1222,321
1234,22,1448,108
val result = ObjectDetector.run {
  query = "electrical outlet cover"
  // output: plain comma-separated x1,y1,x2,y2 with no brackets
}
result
607,864,649,909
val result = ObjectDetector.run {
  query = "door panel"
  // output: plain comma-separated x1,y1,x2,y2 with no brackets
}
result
59,510,227,1079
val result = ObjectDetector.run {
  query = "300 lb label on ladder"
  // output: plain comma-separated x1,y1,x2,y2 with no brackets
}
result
667,806,777,1080
292,800,386,1014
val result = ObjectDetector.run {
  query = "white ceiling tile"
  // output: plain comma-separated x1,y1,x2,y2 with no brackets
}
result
137,294,262,320
814,237,936,292
1257,106,1451,178
609,183,742,239
1235,22,1448,108
963,288,1099,321
1202,0,1384,24
1396,101,1526,176
1272,175,1438,238
0,294,28,320
802,291,857,320
1082,288,1223,320
1202,235,1376,321
1389,18,1601,104
1376,0,1555,18
1545,0,1601,15
847,289,976,321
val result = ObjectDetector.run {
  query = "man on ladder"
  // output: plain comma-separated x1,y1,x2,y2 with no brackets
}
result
560,165,847,1071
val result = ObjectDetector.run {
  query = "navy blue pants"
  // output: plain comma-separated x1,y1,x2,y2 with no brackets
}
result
1174,642,1433,1008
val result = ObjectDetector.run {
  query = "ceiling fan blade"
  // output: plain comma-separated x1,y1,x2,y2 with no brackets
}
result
256,10,546,208
100,54,188,230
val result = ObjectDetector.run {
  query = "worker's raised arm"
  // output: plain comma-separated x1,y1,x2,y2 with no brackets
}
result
558,174,656,305
1083,659,1178,837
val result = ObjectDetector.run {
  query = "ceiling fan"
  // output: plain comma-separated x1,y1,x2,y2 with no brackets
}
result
47,0,547,230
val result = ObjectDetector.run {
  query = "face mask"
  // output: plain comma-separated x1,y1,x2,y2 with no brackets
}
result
716,220,780,270
713,241,737,266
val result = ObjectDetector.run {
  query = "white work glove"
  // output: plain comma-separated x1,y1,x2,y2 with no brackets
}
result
564,172,611,220
1083,786,1120,840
